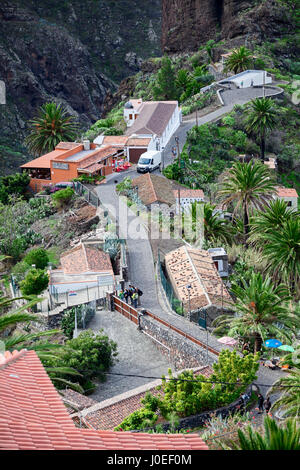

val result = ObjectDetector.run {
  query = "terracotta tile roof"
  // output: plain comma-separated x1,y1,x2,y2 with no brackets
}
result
102,136,129,146
128,99,144,110
60,243,113,275
165,247,231,311
173,189,205,199
276,186,298,198
56,142,82,150
0,350,209,450
127,138,151,147
21,149,68,169
126,101,178,137
131,173,175,206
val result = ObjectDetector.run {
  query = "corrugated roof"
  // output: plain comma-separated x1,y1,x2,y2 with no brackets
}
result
0,350,209,450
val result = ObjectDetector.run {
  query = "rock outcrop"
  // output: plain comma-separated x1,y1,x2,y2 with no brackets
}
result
162,0,294,52
0,0,161,173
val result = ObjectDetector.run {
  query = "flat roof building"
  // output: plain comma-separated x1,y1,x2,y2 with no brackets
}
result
21,142,122,192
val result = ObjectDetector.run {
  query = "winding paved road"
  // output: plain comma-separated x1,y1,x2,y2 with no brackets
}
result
94,85,286,407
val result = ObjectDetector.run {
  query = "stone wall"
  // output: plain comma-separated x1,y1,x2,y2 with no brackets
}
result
140,314,216,369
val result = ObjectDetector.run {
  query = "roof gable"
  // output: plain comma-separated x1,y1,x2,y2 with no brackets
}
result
132,174,175,206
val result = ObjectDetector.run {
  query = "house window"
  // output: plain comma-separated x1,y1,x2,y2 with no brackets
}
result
129,114,133,120
287,201,292,207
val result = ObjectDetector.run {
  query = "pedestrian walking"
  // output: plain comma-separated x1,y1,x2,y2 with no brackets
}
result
257,393,264,414
124,289,130,304
128,285,135,305
132,291,138,309
264,397,272,414
135,287,143,306
118,290,124,301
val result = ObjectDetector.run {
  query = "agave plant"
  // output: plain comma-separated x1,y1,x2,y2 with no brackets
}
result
25,102,79,156
233,415,300,450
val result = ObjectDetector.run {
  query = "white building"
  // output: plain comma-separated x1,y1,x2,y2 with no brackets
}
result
275,186,298,210
219,70,272,89
49,243,115,296
208,248,229,278
123,99,182,163
173,189,205,214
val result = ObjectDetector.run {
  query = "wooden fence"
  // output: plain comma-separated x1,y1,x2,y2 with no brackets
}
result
112,296,220,357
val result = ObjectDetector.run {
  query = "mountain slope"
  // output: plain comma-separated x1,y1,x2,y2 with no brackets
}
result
0,0,161,173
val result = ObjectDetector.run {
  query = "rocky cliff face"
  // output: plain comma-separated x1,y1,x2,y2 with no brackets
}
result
0,0,161,173
162,0,293,52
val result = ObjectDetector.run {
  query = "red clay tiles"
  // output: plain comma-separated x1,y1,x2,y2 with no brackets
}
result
0,350,209,450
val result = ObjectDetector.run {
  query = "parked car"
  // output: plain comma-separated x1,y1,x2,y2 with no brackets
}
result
137,151,161,173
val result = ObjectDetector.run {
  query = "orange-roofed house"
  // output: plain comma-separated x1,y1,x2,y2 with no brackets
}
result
275,186,298,210
0,349,209,450
21,141,123,192
49,242,115,298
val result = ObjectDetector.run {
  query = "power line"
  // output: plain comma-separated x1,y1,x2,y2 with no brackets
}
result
103,371,300,388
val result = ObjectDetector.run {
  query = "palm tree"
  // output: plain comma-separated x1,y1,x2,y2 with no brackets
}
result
25,102,79,156
218,160,276,244
233,415,300,450
0,293,83,392
245,97,278,161
249,198,299,244
260,218,300,295
213,273,299,353
224,46,253,74
200,202,234,245
268,342,300,418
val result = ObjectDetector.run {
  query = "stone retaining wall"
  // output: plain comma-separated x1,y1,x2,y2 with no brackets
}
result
140,315,216,370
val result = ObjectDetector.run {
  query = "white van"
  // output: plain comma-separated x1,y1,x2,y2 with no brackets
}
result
137,151,162,173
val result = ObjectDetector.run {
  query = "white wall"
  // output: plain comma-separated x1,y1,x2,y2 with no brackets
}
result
277,195,298,210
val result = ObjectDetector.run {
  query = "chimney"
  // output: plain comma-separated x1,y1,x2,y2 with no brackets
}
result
83,140,91,151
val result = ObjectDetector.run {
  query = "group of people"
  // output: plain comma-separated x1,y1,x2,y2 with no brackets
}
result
257,394,272,414
118,284,143,308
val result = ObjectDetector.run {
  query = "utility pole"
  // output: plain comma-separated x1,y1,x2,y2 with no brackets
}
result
161,146,165,171
175,136,181,215
263,70,266,98
186,284,192,321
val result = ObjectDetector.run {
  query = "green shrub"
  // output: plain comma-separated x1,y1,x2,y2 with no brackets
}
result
114,408,158,431
20,268,49,295
11,260,31,282
103,127,123,136
0,172,30,204
52,187,74,208
24,248,49,270
115,350,259,431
